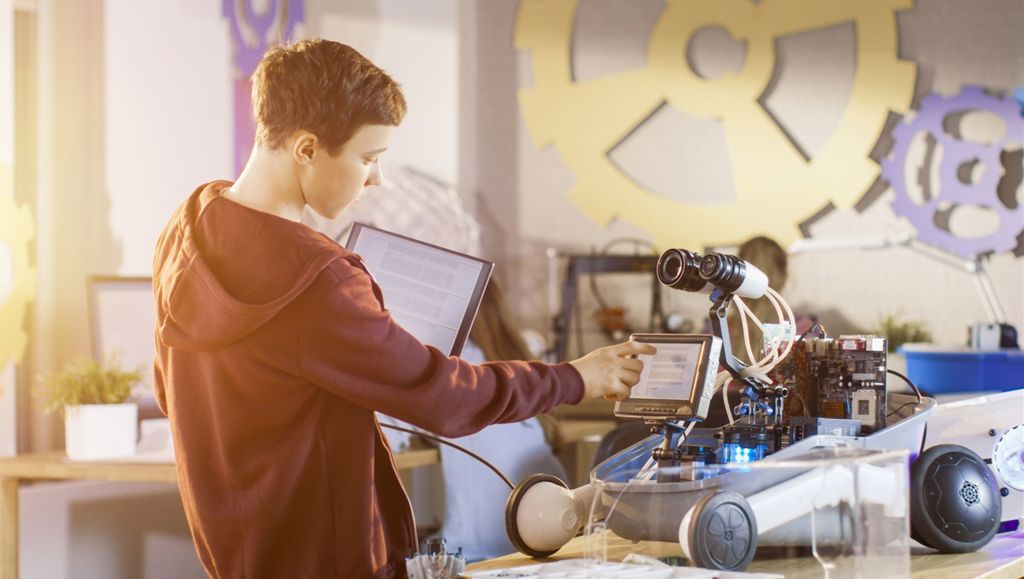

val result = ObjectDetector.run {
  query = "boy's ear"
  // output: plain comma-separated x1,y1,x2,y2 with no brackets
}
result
292,132,319,165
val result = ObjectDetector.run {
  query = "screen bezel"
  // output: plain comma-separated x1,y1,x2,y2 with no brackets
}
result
344,222,494,357
614,333,718,419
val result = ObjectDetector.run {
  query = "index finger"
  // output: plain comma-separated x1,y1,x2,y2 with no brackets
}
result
614,340,657,357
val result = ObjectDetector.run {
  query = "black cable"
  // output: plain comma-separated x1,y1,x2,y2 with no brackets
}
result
794,320,825,345
887,400,918,419
886,368,923,403
380,423,514,490
885,369,924,418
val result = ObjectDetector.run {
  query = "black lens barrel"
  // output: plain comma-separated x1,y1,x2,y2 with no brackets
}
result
656,249,706,292
699,253,747,293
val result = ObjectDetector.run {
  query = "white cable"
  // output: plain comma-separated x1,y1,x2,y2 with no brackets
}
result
635,457,657,482
765,288,796,371
720,286,798,424
718,371,734,424
733,298,777,370
755,291,786,373
742,290,795,375
733,297,760,365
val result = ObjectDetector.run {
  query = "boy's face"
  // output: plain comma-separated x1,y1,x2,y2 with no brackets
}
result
300,124,392,220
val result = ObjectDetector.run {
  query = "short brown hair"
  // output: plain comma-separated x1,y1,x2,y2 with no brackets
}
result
251,38,407,153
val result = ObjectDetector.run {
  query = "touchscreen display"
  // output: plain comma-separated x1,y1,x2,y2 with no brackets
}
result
630,342,702,401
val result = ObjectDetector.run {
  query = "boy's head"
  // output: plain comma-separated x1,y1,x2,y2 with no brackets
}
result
252,38,407,155
251,39,407,219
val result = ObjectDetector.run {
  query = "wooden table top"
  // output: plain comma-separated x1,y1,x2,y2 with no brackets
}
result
0,448,441,483
467,531,1024,578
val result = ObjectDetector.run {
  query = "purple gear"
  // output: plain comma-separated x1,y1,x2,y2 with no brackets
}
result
882,86,1024,258
223,0,305,77
223,0,305,176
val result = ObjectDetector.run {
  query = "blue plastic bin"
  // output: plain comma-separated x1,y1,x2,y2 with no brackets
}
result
901,347,1024,394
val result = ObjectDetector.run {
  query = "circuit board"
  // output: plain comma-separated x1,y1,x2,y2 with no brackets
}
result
772,335,888,434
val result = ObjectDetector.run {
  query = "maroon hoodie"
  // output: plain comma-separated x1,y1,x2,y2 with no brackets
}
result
152,181,584,578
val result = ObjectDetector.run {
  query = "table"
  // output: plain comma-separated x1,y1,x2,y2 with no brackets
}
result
0,448,438,579
0,419,617,579
467,532,1024,578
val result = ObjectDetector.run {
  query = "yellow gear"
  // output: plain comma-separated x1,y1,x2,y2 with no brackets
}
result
515,0,916,249
0,163,35,369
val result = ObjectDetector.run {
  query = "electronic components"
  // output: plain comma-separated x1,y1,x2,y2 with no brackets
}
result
717,424,771,464
789,417,862,444
774,335,888,434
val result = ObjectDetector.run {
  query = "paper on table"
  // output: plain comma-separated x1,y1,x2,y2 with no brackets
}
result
131,418,175,463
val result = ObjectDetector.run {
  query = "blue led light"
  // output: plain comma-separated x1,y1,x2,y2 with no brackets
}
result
720,442,768,464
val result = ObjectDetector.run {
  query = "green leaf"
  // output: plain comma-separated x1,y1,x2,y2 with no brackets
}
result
34,354,142,416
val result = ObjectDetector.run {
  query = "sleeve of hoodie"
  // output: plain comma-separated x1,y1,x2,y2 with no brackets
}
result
297,260,584,438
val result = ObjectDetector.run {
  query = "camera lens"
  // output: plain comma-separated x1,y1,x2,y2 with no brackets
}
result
699,253,746,293
657,249,707,292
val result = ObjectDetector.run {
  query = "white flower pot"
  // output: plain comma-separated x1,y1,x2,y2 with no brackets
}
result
64,403,138,460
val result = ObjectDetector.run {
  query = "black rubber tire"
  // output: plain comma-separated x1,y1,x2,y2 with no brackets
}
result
505,473,570,558
687,491,758,571
910,444,1002,553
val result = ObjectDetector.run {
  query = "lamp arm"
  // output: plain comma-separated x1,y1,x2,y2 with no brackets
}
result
972,263,1008,324
903,240,1008,324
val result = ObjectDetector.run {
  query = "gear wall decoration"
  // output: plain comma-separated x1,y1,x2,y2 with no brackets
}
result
515,0,916,249
223,0,305,175
883,86,1024,258
0,163,36,369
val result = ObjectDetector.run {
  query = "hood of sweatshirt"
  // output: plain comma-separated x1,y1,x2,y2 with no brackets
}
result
153,181,345,351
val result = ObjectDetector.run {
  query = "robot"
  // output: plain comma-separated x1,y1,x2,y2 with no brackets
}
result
504,248,1018,572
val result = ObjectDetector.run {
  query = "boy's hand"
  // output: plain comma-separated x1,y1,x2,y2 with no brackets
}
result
569,340,657,401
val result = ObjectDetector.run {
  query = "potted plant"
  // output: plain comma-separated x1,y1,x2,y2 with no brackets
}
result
36,356,142,460
876,313,933,376
876,313,933,352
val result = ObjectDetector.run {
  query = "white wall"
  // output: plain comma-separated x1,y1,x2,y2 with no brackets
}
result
315,0,460,185
104,0,233,276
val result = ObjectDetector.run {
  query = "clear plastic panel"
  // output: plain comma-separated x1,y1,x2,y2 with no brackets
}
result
583,445,910,578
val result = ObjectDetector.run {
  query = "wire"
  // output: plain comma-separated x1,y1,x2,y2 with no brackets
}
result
732,289,796,375
716,286,797,424
884,370,924,418
765,288,796,372
887,400,919,419
672,421,697,451
379,423,514,490
886,368,923,403
732,296,759,366
795,321,824,344
719,371,734,424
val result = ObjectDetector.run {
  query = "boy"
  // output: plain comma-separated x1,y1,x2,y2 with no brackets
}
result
152,38,653,578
